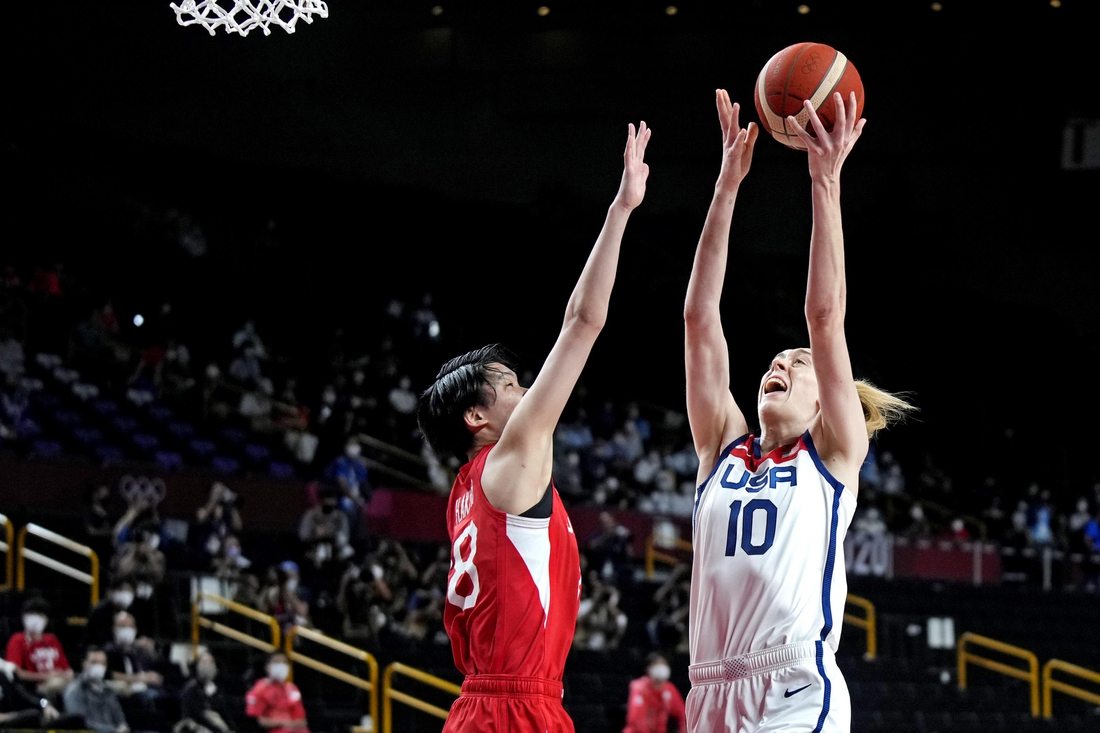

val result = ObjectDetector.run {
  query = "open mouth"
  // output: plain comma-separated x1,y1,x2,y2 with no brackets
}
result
764,378,787,395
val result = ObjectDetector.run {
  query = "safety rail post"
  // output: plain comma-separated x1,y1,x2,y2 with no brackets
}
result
957,632,1040,717
1042,658,1100,718
644,535,694,579
190,592,280,659
842,594,877,660
16,523,99,608
285,626,379,730
0,513,13,591
382,662,461,733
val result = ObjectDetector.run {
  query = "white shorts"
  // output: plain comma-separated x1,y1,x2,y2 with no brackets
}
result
685,641,850,733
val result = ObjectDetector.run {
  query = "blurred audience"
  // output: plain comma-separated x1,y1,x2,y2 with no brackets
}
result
245,654,308,733
5,598,73,700
62,648,129,733
622,653,686,733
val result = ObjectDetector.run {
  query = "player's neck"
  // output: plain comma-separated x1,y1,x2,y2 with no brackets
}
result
758,421,805,455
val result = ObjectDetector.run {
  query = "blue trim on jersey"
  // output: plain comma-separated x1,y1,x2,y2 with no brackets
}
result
801,431,845,492
812,640,832,733
752,437,761,460
811,441,845,733
693,435,750,533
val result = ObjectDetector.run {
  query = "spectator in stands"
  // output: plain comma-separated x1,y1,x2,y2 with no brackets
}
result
178,653,235,733
574,570,627,652
0,657,69,728
903,504,931,540
946,518,971,543
622,653,686,733
588,511,634,584
84,484,119,565
104,613,167,731
645,564,690,653
337,557,391,644
245,653,308,733
257,565,311,634
195,482,243,563
298,485,353,575
87,579,136,648
111,521,167,591
62,648,128,733
324,439,371,514
5,598,73,700
211,535,251,580
387,376,417,417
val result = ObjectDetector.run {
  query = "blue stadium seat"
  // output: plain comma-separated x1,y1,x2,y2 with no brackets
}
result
268,461,295,479
189,439,216,460
132,433,159,452
54,409,81,428
95,444,124,463
31,439,63,457
16,418,41,439
147,404,173,423
168,421,195,441
212,456,239,474
91,398,120,416
112,415,139,434
220,426,247,445
244,443,270,464
74,427,104,447
155,450,183,472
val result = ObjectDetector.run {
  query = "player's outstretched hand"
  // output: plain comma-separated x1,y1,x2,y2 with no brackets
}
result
614,121,652,211
716,90,759,194
788,91,865,183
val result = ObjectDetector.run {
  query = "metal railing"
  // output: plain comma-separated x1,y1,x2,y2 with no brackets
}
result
382,662,461,733
16,523,99,608
957,632,1040,717
191,593,280,658
644,534,693,579
0,513,13,591
842,594,877,660
1042,658,1100,718
285,625,378,729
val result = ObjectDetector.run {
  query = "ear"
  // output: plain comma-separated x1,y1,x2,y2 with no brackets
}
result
463,405,488,434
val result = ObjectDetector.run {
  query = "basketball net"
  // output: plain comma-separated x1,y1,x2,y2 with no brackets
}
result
170,0,329,36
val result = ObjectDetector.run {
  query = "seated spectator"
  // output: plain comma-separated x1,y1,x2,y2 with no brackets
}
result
903,504,931,540
337,559,392,644
588,511,634,584
210,536,251,581
623,653,686,733
245,654,308,733
5,598,73,700
62,648,129,733
104,613,168,732
645,564,690,652
574,570,627,652
298,486,353,580
112,521,167,591
87,580,136,648
195,483,243,563
257,566,310,635
0,658,73,729
177,653,236,733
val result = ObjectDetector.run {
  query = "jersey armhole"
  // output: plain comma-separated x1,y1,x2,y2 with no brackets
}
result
519,482,554,519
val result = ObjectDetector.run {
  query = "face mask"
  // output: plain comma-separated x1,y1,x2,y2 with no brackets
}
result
136,583,154,599
345,444,361,458
197,664,217,682
268,663,289,682
23,615,46,634
113,591,134,609
146,534,161,550
87,664,107,681
649,663,671,682
115,627,137,645
226,545,241,559
285,580,298,593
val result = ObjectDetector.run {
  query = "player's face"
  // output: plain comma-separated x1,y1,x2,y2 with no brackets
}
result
757,348,819,427
482,363,527,432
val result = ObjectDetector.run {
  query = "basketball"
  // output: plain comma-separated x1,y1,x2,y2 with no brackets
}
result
754,42,864,150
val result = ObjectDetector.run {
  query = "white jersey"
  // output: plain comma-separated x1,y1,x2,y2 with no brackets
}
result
689,432,856,664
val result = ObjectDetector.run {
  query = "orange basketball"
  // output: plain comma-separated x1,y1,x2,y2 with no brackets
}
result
754,42,864,150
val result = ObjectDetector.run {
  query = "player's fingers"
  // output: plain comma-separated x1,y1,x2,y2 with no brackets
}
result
716,91,730,138
637,122,651,156
746,121,760,150
803,100,827,142
847,92,859,131
625,123,636,157
787,115,815,149
731,102,741,135
831,93,846,138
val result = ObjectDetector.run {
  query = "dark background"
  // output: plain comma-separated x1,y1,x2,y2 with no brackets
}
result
3,0,1099,494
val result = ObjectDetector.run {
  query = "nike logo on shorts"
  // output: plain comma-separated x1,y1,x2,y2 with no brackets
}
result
784,684,812,698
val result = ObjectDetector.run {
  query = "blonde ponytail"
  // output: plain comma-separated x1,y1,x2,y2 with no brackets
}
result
855,380,916,438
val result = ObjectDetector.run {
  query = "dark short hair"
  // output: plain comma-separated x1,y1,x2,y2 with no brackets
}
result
22,596,49,616
645,652,667,669
417,344,518,462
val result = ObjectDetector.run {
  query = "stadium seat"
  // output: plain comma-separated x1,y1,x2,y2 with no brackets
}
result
132,433,160,453
54,409,81,428
155,450,183,472
220,426,247,445
189,439,216,460
31,439,63,457
15,418,41,438
244,443,270,464
112,415,139,434
95,444,124,463
148,403,173,423
212,456,240,474
91,398,120,416
268,461,295,479
74,427,104,447
168,421,195,441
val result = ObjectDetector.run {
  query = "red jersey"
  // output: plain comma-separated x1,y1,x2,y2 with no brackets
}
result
444,444,581,680
623,678,686,733
245,679,308,733
5,633,70,674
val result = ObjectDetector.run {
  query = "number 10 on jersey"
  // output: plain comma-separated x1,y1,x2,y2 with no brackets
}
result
726,499,777,556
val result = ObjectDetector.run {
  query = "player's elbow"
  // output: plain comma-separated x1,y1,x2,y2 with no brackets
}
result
565,307,606,336
805,303,844,331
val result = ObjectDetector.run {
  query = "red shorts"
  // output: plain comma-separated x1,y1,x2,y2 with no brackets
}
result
442,675,574,733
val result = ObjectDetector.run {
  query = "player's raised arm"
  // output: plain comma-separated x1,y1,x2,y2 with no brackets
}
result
788,92,869,480
684,91,757,477
481,122,652,515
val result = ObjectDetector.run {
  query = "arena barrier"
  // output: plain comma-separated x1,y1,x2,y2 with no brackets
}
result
0,513,12,591
1042,658,1100,718
957,632,1039,717
190,592,280,657
285,625,379,729
16,523,99,610
644,533,693,578
842,594,877,660
382,662,461,733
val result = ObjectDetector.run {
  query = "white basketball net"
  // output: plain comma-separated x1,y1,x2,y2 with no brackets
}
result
170,0,329,37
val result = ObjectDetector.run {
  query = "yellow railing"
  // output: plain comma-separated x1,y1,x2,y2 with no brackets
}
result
285,625,378,730
1042,658,1100,718
191,593,280,658
842,594,877,661
16,523,99,608
644,534,693,579
0,513,13,591
382,662,461,733
958,632,1039,717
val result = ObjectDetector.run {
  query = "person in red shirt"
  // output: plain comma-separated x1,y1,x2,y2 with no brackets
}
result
416,122,652,733
245,653,308,733
4,597,73,699
623,654,686,733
